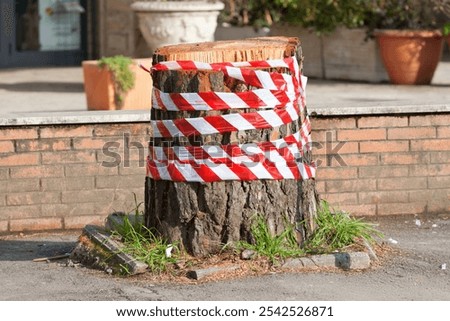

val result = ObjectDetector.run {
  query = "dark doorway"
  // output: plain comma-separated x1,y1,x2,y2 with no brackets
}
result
0,0,89,68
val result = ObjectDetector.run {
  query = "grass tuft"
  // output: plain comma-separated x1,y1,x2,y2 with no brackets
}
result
238,216,304,264
111,195,177,274
305,200,383,254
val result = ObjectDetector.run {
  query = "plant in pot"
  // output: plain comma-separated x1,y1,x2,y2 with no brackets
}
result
82,55,152,110
237,0,374,80
130,0,225,54
365,0,450,85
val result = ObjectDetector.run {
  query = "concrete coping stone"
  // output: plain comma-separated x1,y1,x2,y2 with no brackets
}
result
1,104,449,127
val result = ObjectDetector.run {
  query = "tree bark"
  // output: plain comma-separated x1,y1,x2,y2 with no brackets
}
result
145,37,319,257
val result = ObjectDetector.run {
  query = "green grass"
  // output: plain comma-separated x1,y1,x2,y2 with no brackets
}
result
237,216,305,264
111,195,177,274
305,200,383,254
238,200,383,264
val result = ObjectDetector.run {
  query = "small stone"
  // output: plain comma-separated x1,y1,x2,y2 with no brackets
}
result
388,238,398,244
432,224,438,228
415,219,421,227
240,249,256,260
441,263,447,270
105,267,113,274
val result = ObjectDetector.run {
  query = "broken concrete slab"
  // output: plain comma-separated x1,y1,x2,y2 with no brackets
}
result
71,225,147,275
187,265,240,280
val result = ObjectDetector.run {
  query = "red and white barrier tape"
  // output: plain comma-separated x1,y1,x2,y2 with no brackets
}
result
147,158,316,183
149,118,312,163
146,57,314,182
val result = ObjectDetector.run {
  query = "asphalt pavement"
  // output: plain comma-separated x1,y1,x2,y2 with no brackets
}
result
0,215,449,301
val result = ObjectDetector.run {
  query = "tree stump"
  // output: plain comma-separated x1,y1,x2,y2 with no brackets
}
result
145,37,319,257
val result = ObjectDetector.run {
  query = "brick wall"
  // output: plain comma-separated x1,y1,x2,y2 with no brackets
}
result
1,113,449,234
312,114,450,217
0,123,149,234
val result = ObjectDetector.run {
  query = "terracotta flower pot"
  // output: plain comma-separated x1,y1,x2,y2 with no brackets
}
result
375,30,443,85
82,58,152,110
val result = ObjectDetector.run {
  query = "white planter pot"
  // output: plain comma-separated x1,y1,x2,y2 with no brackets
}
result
131,1,224,54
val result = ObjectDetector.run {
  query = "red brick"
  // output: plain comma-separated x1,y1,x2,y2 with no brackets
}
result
42,150,96,165
61,189,118,204
10,165,64,179
311,117,356,130
315,181,326,194
0,153,40,166
313,141,359,156
0,128,38,140
96,175,145,189
337,204,376,216
65,163,118,177
6,179,40,193
41,177,95,191
338,128,386,141
0,169,8,180
311,130,336,144
316,167,358,180
360,141,409,153
16,139,71,152
428,176,450,189
40,125,94,138
64,215,105,229
0,205,41,220
359,166,408,178
0,141,14,153
409,164,450,177
377,177,427,191
42,202,115,217
94,123,148,137
118,162,146,175
108,188,145,208
339,154,378,167
388,127,436,140
0,194,5,207
0,220,8,233
430,151,450,164
96,142,147,163
427,201,450,213
437,127,450,138
73,137,122,150
358,116,408,128
381,152,429,165
321,193,358,205
411,139,450,152
10,217,63,232
409,189,449,202
377,202,427,216
359,191,409,204
326,179,376,193
6,192,61,206
409,114,450,126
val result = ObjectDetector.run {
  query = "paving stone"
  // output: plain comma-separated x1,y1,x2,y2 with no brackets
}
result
187,265,240,280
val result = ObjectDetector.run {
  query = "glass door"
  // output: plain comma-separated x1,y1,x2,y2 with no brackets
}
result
0,0,87,68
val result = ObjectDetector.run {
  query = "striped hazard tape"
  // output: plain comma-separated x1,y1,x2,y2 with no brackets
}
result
146,57,315,182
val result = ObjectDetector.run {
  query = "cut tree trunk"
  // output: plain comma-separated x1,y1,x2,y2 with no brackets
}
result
145,37,319,257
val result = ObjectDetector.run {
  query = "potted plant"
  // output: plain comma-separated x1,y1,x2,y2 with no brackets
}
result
130,0,225,54
82,55,152,110
240,0,384,82
366,0,450,85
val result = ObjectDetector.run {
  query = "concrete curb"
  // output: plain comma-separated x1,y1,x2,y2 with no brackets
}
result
72,225,148,275
283,252,371,270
